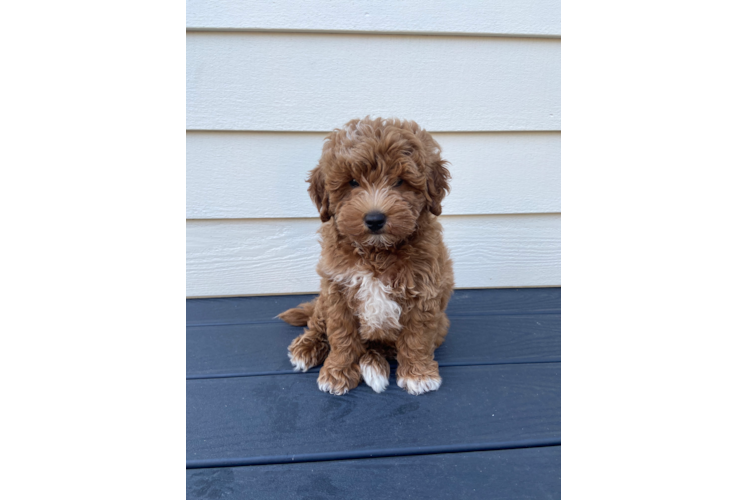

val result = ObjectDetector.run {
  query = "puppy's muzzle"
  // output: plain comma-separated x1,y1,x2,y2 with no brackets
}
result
364,211,386,233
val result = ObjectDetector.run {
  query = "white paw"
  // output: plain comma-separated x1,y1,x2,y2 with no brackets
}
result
317,379,348,395
397,375,442,395
288,351,308,372
360,362,389,393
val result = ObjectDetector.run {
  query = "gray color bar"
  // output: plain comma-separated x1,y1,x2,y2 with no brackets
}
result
561,35,748,44
561,44,748,130
561,130,748,217
561,217,748,286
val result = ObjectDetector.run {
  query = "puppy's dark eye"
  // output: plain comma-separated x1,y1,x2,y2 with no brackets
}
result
349,179,360,187
394,178,404,187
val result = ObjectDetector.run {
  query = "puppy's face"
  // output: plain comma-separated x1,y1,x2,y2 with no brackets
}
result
308,118,450,248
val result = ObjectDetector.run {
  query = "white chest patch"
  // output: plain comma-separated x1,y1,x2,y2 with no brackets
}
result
333,270,402,333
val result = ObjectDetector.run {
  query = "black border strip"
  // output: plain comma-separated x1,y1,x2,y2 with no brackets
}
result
186,438,561,469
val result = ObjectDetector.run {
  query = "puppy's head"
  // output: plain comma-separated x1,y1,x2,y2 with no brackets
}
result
308,117,450,248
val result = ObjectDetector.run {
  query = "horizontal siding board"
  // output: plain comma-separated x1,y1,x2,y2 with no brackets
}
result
187,131,560,218
187,294,317,327
186,214,560,296
187,447,561,499
187,32,560,131
186,0,561,37
187,313,560,377
185,287,561,326
187,363,560,461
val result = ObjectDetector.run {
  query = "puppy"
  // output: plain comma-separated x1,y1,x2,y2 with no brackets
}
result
279,117,454,395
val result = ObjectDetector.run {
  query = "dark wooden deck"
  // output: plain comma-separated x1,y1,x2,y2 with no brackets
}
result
187,288,561,499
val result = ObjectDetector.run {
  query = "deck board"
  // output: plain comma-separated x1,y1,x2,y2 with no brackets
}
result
187,446,561,500
187,314,560,377
187,363,560,465
187,288,561,377
187,288,560,326
186,287,561,497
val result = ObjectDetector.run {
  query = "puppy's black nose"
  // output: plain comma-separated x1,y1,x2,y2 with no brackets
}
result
364,211,387,232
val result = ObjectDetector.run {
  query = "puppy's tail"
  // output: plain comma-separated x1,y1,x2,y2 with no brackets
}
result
277,298,317,326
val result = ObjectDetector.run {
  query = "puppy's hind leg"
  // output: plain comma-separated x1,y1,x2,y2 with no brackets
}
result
434,312,450,349
288,329,329,372
359,347,391,393
288,303,329,372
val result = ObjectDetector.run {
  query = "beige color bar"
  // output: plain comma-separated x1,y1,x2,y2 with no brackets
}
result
561,217,748,286
561,130,748,217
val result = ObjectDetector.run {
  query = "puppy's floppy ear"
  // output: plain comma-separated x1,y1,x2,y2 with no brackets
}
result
427,157,451,216
307,165,331,222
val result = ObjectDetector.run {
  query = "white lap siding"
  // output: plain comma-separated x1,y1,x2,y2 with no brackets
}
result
186,1,561,297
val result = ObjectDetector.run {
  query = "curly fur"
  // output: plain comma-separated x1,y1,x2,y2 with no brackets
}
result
280,117,454,395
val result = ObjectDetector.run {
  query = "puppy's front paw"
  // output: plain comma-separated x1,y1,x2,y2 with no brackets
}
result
397,375,442,395
397,361,442,395
288,333,329,372
317,364,361,395
359,351,390,393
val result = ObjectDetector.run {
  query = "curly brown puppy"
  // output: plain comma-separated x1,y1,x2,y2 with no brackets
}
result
279,117,454,395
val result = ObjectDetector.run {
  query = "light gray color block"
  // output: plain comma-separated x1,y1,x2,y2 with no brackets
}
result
561,44,748,130
562,130,748,217
561,217,748,286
